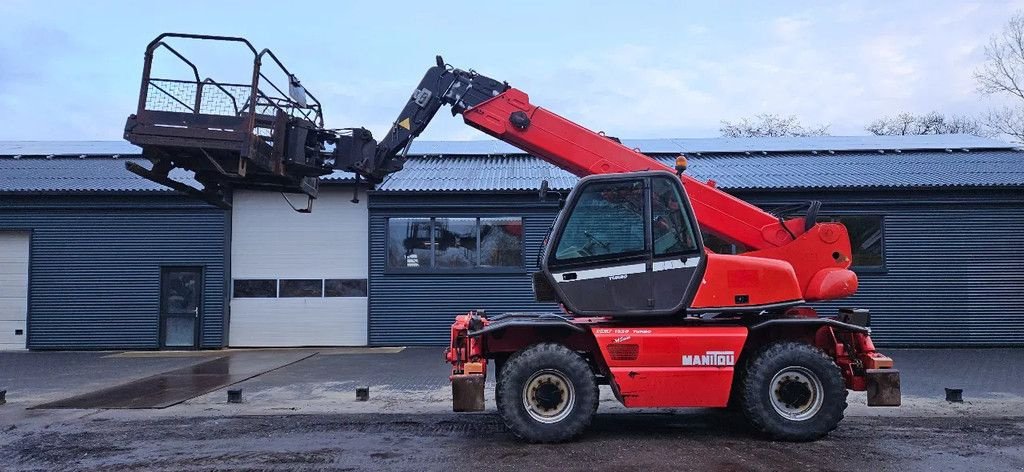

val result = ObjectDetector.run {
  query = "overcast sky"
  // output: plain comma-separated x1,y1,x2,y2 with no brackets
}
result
0,0,1020,141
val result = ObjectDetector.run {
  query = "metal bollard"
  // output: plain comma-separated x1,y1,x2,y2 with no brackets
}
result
227,389,243,404
356,386,370,401
0,389,6,405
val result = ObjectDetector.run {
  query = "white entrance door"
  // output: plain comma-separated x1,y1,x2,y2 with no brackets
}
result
0,232,30,350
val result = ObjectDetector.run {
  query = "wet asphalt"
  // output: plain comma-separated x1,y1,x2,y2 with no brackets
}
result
3,412,1023,471
2,348,1024,471
6,348,1024,405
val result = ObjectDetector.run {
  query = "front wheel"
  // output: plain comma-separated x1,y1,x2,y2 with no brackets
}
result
739,341,848,441
496,343,599,443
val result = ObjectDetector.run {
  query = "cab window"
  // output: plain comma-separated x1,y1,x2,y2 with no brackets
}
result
553,179,646,264
650,177,699,256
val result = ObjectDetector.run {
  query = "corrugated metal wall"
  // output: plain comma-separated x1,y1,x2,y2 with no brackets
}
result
742,189,1024,347
369,189,1024,347
0,195,228,349
368,193,560,345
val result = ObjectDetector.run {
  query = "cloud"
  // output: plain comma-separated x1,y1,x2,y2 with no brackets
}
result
0,0,1018,141
0,25,73,86
772,16,811,42
431,2,1017,139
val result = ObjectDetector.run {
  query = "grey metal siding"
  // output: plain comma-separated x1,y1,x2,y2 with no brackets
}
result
742,189,1024,347
0,195,228,349
368,193,559,345
369,189,1024,347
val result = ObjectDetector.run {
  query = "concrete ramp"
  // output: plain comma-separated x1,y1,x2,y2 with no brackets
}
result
33,351,315,409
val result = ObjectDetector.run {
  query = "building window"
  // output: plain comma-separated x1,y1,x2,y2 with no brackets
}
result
233,279,277,298
701,232,749,255
232,278,367,298
279,279,324,298
700,210,884,271
388,218,434,269
830,215,885,269
386,217,524,271
704,215,884,269
325,279,368,297
479,218,524,267
434,218,478,269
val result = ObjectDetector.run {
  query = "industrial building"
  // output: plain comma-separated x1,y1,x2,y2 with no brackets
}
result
0,141,228,349
1,135,1022,349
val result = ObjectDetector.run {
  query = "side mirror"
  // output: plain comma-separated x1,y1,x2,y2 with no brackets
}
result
540,179,565,208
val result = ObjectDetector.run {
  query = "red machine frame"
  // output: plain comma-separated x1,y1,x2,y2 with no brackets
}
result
445,87,896,411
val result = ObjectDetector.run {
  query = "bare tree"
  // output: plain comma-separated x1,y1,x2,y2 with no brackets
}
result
975,13,1024,142
865,111,992,136
984,106,1024,140
720,113,830,138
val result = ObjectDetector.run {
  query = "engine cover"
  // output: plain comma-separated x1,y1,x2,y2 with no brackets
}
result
593,326,748,408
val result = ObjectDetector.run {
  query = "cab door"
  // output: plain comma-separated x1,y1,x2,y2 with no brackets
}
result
545,177,652,314
648,174,704,311
541,171,705,317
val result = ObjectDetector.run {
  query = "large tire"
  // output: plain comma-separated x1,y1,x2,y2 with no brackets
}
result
496,343,599,443
739,341,847,441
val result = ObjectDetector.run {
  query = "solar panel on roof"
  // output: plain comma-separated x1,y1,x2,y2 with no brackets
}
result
0,141,142,157
1,137,1021,193
376,150,1024,192
1,135,1014,158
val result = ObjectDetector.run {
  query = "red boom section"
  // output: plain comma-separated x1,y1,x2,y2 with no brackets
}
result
462,88,857,302
463,88,803,249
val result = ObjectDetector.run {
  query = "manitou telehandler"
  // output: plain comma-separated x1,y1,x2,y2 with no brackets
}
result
124,33,901,443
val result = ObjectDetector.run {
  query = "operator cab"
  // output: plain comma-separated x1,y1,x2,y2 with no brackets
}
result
537,170,706,317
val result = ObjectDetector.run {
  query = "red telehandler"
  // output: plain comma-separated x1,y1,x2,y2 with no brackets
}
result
124,34,900,443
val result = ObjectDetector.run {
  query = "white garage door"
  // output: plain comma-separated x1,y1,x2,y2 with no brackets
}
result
229,188,368,347
0,232,29,350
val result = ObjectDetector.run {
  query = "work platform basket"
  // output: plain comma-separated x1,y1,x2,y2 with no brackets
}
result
123,33,333,207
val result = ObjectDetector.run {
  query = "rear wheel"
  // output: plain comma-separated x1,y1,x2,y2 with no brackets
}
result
497,343,598,443
739,341,847,441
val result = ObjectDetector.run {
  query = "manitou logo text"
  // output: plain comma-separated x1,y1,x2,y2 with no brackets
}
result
682,351,736,367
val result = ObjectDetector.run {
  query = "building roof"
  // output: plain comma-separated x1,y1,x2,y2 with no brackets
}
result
1,136,1021,194
376,149,1024,192
0,140,142,157
378,155,580,192
0,134,1009,159
378,135,1024,192
0,155,196,193
406,134,1013,155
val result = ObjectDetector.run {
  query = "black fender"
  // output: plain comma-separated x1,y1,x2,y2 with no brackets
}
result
468,312,586,338
748,317,870,335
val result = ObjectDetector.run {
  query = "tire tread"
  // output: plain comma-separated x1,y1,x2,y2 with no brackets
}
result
497,343,599,443
739,341,847,441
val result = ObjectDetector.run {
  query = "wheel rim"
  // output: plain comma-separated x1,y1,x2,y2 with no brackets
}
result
522,369,576,424
769,366,824,421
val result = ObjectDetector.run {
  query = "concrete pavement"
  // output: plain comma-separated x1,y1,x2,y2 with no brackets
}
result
2,347,1024,471
2,347,1023,417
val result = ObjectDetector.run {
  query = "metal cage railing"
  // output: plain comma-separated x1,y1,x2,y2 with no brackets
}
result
124,33,335,208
